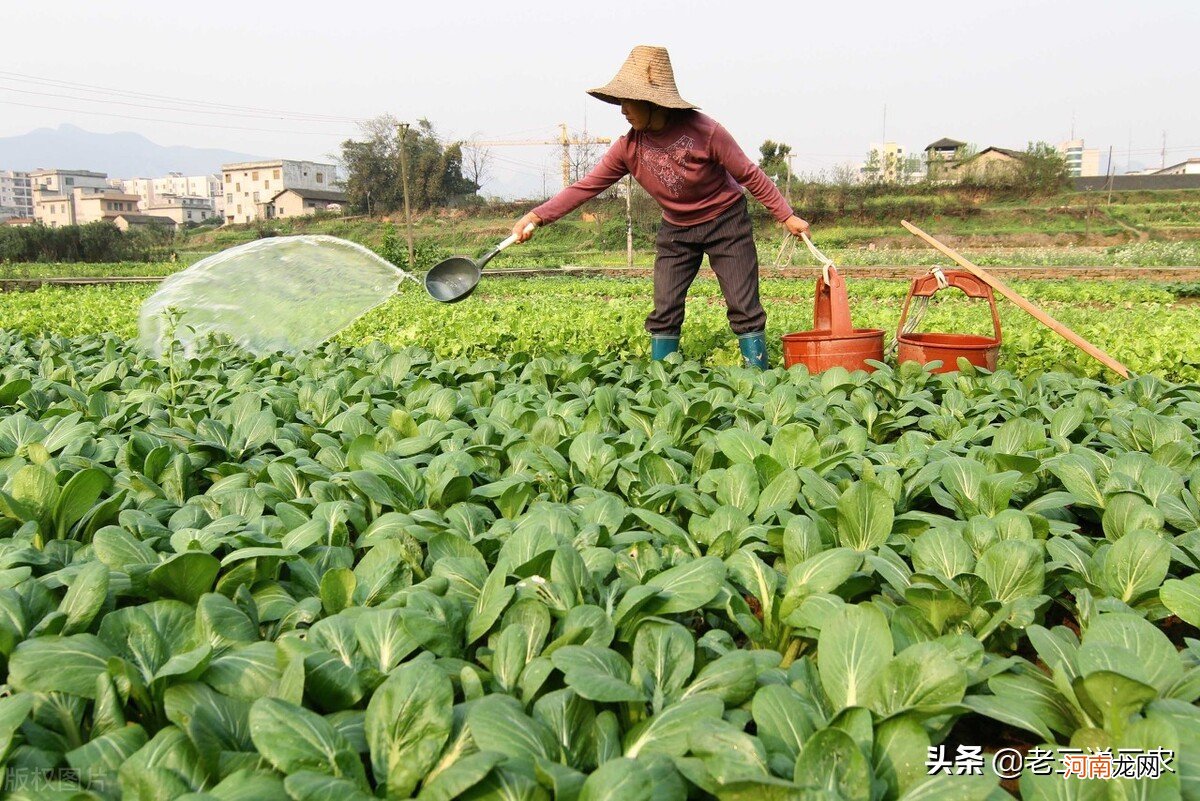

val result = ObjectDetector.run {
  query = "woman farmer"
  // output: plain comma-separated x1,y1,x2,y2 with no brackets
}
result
511,45,810,368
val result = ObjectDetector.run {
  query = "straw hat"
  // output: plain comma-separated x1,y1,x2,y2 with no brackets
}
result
587,45,698,110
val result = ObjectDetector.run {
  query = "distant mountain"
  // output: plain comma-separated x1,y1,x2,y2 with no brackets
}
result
0,124,264,178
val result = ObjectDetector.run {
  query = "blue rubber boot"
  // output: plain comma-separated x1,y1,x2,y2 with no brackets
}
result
738,331,768,369
651,335,680,360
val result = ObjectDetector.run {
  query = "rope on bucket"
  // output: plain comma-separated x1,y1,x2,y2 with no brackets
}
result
773,234,837,284
800,233,835,285
888,264,951,359
773,234,798,268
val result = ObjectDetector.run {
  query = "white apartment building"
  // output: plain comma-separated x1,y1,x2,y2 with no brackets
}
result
220,159,341,224
1059,140,1101,178
0,170,34,219
119,173,224,214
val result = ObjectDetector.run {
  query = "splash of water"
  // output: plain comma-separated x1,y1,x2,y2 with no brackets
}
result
139,235,418,357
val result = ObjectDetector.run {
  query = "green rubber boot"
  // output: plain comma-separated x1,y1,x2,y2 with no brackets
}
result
651,335,680,360
738,331,768,369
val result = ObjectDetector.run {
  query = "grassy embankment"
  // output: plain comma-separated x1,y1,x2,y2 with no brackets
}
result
3,189,1198,278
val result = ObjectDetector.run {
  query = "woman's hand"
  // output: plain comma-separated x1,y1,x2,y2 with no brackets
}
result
784,215,811,238
513,212,542,243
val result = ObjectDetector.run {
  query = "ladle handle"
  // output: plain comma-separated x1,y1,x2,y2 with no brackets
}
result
493,223,537,254
476,223,537,270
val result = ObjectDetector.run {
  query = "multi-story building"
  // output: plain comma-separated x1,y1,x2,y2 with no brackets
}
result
118,173,224,214
862,142,919,183
34,194,76,227
0,170,34,220
26,168,180,228
144,194,217,225
1058,140,1101,178
220,159,341,224
30,169,113,226
923,138,967,182
29,168,110,200
33,186,142,227
74,190,144,225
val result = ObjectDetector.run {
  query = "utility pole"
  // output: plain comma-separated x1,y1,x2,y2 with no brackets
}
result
1106,145,1115,206
785,153,794,202
625,175,633,269
561,124,572,187
397,122,415,271
1161,130,1167,170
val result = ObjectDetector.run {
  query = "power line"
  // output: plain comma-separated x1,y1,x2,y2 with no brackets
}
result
488,155,553,175
0,99,348,137
0,84,357,124
464,125,560,141
0,70,363,123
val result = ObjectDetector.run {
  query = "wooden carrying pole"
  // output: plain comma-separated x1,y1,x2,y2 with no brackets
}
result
900,220,1131,378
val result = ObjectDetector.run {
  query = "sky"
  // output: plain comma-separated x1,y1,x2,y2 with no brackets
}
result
3,0,1198,199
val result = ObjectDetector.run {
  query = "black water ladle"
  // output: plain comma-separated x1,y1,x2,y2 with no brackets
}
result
420,223,535,303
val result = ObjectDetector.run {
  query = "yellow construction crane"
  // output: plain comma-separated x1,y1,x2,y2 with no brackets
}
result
467,123,612,189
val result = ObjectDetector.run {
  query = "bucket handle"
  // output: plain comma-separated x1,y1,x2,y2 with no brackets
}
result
907,270,992,299
814,265,855,336
897,269,1002,342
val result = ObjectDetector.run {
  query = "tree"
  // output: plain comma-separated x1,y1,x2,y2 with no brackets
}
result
461,139,493,193
828,163,859,188
899,153,924,185
860,146,917,185
1019,141,1069,194
340,115,403,215
860,148,883,184
758,140,791,184
568,139,601,185
340,115,477,214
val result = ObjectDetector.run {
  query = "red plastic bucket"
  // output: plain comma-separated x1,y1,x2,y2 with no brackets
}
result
896,271,1001,373
782,266,885,373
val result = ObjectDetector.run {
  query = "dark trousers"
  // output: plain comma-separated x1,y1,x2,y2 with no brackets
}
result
646,195,765,337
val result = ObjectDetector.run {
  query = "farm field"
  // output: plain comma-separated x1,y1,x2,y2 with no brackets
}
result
3,225,1200,799
2,185,1200,796
4,4,1199,797
2,276,1200,379
1,319,1199,799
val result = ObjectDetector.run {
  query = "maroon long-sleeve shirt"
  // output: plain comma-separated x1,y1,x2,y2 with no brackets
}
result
532,110,794,228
